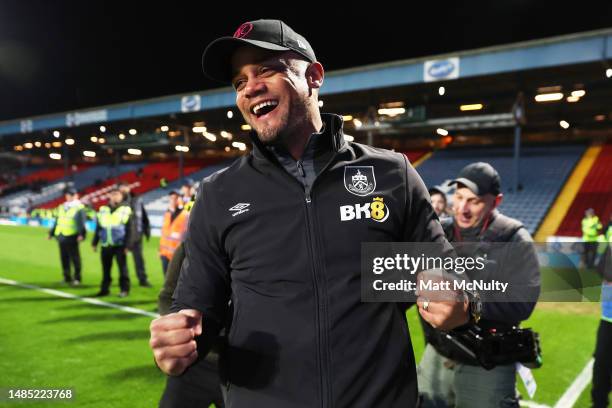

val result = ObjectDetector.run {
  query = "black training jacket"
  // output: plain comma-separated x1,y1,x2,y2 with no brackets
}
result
173,114,448,408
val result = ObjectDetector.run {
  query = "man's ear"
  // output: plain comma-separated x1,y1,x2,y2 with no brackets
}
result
306,62,324,89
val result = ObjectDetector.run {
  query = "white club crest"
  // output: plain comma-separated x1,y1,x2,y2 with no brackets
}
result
344,166,376,196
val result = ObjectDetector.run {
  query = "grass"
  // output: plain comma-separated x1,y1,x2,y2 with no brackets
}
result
0,225,603,407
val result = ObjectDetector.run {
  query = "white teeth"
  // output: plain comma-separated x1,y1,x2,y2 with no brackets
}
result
252,100,279,115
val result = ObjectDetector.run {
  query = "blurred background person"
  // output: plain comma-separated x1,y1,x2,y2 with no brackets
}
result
582,208,602,268
159,190,188,275
91,188,133,297
428,185,450,221
418,162,541,408
179,178,196,207
118,181,152,288
48,187,86,286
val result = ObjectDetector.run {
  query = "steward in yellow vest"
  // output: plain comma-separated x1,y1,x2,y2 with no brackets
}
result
48,187,86,285
582,208,603,269
91,187,133,298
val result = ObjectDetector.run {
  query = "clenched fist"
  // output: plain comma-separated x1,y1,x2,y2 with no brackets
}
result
416,271,469,331
149,309,202,376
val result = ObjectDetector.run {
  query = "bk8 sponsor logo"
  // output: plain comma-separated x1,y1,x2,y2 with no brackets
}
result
340,197,389,223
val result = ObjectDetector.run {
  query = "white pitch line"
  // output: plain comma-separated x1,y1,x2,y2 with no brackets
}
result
0,277,160,318
520,400,551,408
0,278,596,408
553,358,594,408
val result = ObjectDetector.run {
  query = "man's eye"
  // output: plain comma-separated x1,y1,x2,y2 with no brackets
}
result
260,66,275,75
234,80,245,91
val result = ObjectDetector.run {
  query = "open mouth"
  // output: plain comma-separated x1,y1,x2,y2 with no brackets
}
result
250,100,279,118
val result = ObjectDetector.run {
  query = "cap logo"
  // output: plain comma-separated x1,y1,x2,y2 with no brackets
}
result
233,22,253,39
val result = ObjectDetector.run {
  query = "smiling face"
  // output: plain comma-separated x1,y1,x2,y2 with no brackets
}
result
452,185,501,229
231,46,323,145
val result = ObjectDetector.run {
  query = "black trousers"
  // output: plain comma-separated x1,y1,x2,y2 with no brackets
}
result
129,238,148,284
58,236,81,281
584,242,598,268
159,359,225,408
100,246,130,293
592,319,612,408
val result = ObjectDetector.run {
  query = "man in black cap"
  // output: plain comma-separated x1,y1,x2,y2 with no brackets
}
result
150,20,469,407
118,181,152,287
418,162,541,407
48,187,87,286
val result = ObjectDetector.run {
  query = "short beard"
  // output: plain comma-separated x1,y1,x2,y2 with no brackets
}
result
254,93,312,146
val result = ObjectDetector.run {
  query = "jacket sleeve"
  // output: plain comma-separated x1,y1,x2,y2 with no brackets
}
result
401,154,451,248
172,181,231,339
400,155,455,311
158,242,185,315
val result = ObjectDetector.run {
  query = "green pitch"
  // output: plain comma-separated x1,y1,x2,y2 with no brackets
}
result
0,225,602,407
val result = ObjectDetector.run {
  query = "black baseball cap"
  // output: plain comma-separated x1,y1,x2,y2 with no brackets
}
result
202,19,317,84
64,187,77,195
451,162,501,196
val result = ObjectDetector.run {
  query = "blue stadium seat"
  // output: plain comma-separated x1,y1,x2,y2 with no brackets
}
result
416,145,586,234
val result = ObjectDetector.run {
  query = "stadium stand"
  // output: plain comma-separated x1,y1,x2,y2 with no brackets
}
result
37,163,147,209
0,164,115,213
404,150,429,165
143,160,233,234
38,158,225,212
416,144,586,234
555,143,612,237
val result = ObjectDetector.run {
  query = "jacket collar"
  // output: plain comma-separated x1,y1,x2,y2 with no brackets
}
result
249,113,347,163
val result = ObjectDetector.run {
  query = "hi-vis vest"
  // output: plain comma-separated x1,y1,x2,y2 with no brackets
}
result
582,215,602,242
97,205,131,247
159,204,192,259
54,203,85,237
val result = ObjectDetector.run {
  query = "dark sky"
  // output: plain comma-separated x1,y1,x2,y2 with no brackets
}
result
1,0,612,121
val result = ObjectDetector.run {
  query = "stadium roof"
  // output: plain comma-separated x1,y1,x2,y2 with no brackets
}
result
1,28,611,138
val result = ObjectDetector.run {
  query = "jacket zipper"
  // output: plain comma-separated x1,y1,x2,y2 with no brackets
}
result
268,150,340,408
303,188,330,408
303,153,339,408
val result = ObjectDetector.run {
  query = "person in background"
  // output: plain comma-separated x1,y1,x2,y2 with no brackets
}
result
48,187,86,286
418,162,541,408
118,181,152,287
179,178,196,208
92,187,132,298
582,208,603,268
428,185,450,221
159,191,188,275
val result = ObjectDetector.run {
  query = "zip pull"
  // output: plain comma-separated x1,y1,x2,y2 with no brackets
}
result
296,160,305,177
305,192,312,204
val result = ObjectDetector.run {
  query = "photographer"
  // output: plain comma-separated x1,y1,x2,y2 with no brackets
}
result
418,162,541,408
